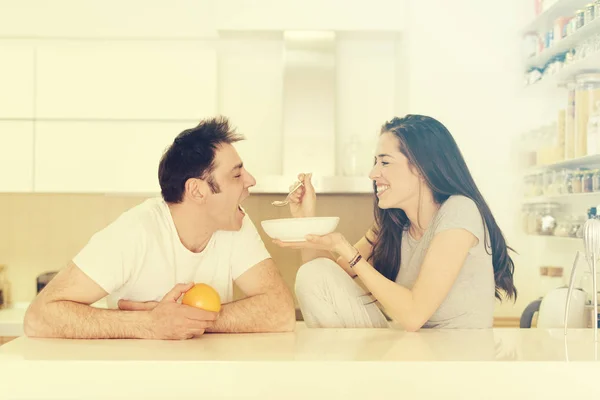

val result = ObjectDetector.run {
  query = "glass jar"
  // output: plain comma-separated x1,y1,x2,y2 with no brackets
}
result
533,173,544,196
584,170,595,192
586,3,596,25
538,203,560,235
554,219,572,237
576,9,586,30
587,101,600,155
575,73,600,157
543,170,554,195
564,80,577,159
572,171,584,193
593,169,600,191
563,169,574,193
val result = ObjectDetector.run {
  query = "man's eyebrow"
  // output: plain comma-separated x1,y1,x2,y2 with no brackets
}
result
376,154,393,158
231,162,243,172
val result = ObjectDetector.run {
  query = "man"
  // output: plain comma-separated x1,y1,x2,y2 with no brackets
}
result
24,117,296,339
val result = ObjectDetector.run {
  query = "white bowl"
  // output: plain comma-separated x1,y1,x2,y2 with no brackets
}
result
260,217,340,242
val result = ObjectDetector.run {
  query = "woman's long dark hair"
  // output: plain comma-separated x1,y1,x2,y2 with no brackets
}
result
367,115,517,301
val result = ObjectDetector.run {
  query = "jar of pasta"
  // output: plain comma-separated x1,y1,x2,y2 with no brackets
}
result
575,73,600,157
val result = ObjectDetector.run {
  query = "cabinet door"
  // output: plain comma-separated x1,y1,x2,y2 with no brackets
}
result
0,44,34,118
0,122,34,192
36,41,217,120
34,121,194,193
218,37,284,176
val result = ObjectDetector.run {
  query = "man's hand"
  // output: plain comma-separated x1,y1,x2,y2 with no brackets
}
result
120,283,219,340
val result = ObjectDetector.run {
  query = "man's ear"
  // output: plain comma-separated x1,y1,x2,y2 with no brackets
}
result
184,178,208,203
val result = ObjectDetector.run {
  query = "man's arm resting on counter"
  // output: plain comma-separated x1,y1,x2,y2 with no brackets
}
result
206,258,296,333
23,262,154,339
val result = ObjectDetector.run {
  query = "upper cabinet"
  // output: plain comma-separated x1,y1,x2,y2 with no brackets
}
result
218,35,284,177
0,44,34,119
0,122,34,192
35,41,217,120
34,121,192,193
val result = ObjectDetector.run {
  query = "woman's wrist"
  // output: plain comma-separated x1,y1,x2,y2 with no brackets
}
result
335,238,358,262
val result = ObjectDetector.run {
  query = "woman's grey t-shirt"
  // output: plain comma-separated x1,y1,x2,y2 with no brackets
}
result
394,195,496,329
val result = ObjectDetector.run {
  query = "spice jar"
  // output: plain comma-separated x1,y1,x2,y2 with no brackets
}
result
586,3,596,25
593,169,600,191
563,169,574,193
572,171,584,193
584,170,594,192
576,9,586,30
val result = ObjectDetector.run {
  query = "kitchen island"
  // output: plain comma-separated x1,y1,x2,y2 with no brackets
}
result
1,325,599,399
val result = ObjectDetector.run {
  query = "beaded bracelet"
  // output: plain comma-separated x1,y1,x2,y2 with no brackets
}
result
348,251,362,268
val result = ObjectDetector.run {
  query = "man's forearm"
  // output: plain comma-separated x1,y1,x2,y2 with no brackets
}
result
206,291,295,333
24,300,153,339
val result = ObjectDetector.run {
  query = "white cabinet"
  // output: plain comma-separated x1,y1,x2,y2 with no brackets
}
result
0,44,34,118
0,122,34,192
34,121,193,193
218,37,284,176
36,41,217,120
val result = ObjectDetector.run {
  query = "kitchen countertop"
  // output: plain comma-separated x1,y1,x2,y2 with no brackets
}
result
0,303,28,337
1,326,600,399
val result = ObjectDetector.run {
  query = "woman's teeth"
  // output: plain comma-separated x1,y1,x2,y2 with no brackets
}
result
376,185,389,195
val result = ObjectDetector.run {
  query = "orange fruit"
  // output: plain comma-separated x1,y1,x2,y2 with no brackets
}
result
182,283,221,312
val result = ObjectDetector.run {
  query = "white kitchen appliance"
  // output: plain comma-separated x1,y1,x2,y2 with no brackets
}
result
565,217,600,341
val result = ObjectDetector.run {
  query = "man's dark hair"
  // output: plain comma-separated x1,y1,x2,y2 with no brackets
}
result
158,116,244,203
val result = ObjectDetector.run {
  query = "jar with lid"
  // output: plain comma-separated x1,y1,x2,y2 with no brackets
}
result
572,171,584,193
585,3,596,25
562,169,574,193
563,80,577,159
576,9,586,30
587,100,600,155
593,169,600,191
538,203,560,235
575,73,600,157
584,170,595,192
554,218,572,237
542,170,555,195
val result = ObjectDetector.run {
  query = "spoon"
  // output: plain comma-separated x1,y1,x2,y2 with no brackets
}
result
271,181,304,207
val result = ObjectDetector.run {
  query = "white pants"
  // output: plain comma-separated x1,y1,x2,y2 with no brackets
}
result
295,258,389,328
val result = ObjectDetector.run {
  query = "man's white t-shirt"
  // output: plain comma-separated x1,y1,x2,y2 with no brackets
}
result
73,198,271,309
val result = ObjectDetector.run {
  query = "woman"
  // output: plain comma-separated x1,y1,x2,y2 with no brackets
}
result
275,114,517,331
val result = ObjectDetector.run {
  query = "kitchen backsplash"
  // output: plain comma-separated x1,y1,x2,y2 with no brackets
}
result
0,193,374,304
